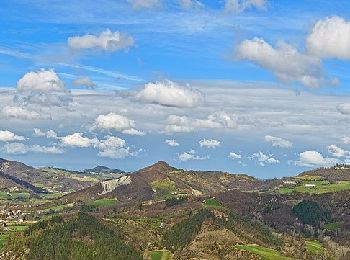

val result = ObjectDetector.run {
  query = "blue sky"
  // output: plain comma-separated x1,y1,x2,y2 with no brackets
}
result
1,0,350,178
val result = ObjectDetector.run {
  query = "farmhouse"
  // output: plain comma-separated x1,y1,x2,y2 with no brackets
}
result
304,183,316,188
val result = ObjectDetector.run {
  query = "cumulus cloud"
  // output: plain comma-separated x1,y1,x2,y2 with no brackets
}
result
17,69,64,92
97,135,126,150
96,136,135,159
178,149,209,161
224,0,266,13
33,128,57,139
135,80,203,108
0,130,25,142
165,139,179,146
73,76,96,89
128,0,160,9
92,113,144,135
250,151,279,166
166,111,236,133
15,69,71,107
228,152,242,159
295,150,338,167
327,144,350,158
337,103,350,115
307,16,350,59
199,138,221,148
2,143,63,155
98,147,132,159
68,29,134,52
236,37,323,87
60,133,98,148
265,135,292,148
1,106,41,120
58,133,135,159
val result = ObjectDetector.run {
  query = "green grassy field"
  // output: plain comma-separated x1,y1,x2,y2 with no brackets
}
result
0,234,8,251
0,192,31,200
135,217,162,229
236,245,294,260
42,203,74,213
305,240,324,255
325,222,342,231
89,198,118,207
8,225,28,231
149,250,172,260
278,181,350,194
203,198,222,207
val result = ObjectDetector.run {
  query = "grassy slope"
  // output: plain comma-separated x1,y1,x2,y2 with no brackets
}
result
236,245,294,260
278,180,350,194
305,240,324,255
89,198,118,207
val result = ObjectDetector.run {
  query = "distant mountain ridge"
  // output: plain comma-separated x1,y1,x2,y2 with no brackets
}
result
84,165,125,175
62,161,272,203
298,164,350,181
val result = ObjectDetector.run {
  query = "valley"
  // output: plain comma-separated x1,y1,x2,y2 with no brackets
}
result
0,159,349,259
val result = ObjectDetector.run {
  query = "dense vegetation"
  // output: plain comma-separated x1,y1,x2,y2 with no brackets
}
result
4,213,141,260
293,200,329,226
163,209,212,251
220,211,283,248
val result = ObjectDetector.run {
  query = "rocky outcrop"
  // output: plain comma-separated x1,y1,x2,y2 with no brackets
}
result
99,175,131,195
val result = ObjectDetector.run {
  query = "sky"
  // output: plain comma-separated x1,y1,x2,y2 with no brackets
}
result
1,0,350,178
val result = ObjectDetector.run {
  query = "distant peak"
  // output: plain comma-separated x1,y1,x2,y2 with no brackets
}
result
153,161,170,167
139,161,176,174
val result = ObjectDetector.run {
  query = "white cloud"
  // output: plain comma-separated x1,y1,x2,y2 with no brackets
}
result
121,128,145,136
60,133,98,148
296,150,338,167
236,37,323,87
135,80,203,108
337,103,350,115
0,130,25,142
98,147,132,159
17,69,65,92
166,111,236,133
165,139,179,146
178,149,209,161
46,130,58,139
97,136,126,150
179,0,203,10
307,16,350,59
2,143,63,155
228,152,242,159
342,136,350,144
327,144,350,158
73,77,96,89
57,133,135,159
33,128,45,137
128,0,160,9
33,128,57,139
68,29,134,52
15,69,71,107
92,113,144,135
265,135,292,148
96,136,134,159
224,0,266,13
29,145,64,154
199,138,221,148
250,151,279,166
1,106,40,120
